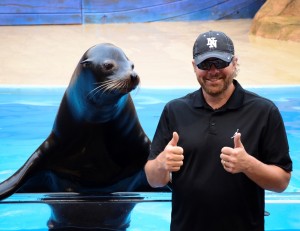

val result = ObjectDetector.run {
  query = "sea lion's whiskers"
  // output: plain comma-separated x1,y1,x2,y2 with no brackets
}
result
87,85,103,99
101,81,117,93
88,79,117,97
114,79,125,89
132,84,141,96
104,78,127,93
88,76,133,99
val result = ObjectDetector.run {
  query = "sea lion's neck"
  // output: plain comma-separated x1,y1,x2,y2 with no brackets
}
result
89,94,128,123
67,86,129,123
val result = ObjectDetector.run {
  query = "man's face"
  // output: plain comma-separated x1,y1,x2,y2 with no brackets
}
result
192,57,237,97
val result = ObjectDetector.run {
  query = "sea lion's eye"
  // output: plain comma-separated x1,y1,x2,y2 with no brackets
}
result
103,63,114,71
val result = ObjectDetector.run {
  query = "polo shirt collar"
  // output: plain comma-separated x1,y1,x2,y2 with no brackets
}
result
192,79,244,110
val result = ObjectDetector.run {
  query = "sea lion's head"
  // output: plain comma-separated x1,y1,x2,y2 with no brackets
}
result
67,43,140,120
70,43,140,104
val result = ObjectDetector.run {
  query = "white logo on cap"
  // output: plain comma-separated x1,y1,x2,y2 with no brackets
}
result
207,37,217,48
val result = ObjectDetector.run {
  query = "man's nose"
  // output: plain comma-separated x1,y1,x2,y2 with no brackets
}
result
207,64,219,73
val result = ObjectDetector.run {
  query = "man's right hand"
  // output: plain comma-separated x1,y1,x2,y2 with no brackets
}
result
144,131,184,187
157,132,184,172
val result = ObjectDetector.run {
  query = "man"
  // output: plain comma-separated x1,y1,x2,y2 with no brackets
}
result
144,31,292,231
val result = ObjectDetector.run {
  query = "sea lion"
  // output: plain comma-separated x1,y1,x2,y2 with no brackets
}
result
0,43,153,200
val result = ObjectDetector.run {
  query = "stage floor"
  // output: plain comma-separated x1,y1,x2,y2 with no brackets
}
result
0,19,300,87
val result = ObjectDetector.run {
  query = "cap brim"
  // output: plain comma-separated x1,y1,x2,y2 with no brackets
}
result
194,51,233,65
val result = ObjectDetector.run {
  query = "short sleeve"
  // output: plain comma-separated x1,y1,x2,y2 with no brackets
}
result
260,105,292,172
148,105,173,160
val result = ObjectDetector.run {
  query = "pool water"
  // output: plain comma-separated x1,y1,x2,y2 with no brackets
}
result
0,86,300,230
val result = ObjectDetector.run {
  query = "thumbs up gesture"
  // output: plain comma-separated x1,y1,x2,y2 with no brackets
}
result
220,133,249,174
168,131,180,147
233,132,244,149
157,132,184,172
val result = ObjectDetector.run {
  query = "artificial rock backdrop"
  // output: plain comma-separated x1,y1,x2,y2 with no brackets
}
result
250,0,300,42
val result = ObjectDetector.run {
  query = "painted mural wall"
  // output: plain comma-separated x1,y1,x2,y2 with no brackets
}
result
0,0,266,25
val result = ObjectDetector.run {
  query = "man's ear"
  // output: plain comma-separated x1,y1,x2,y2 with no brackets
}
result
192,60,197,73
232,56,238,67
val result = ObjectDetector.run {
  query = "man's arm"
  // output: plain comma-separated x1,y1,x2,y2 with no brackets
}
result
220,133,291,192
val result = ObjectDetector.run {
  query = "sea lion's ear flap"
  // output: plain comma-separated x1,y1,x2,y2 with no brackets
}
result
80,59,91,64
80,59,92,68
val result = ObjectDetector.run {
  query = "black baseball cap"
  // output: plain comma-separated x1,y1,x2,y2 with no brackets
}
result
193,31,234,65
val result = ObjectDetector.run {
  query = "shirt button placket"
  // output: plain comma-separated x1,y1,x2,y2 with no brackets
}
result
209,115,217,135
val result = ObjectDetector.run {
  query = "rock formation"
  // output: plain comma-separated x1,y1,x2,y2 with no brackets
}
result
250,0,300,42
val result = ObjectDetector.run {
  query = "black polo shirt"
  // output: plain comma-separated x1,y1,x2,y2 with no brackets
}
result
149,80,292,231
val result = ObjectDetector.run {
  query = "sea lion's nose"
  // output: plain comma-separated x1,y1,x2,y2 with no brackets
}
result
130,72,138,81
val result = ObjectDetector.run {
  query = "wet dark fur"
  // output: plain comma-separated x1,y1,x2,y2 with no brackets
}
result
0,43,151,200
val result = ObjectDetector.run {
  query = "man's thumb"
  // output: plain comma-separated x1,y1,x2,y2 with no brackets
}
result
168,132,179,146
234,133,243,148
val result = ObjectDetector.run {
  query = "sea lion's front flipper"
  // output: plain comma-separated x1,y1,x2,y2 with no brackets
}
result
0,133,57,200
0,151,42,200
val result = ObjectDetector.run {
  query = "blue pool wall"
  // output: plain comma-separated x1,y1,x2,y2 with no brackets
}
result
0,86,299,193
